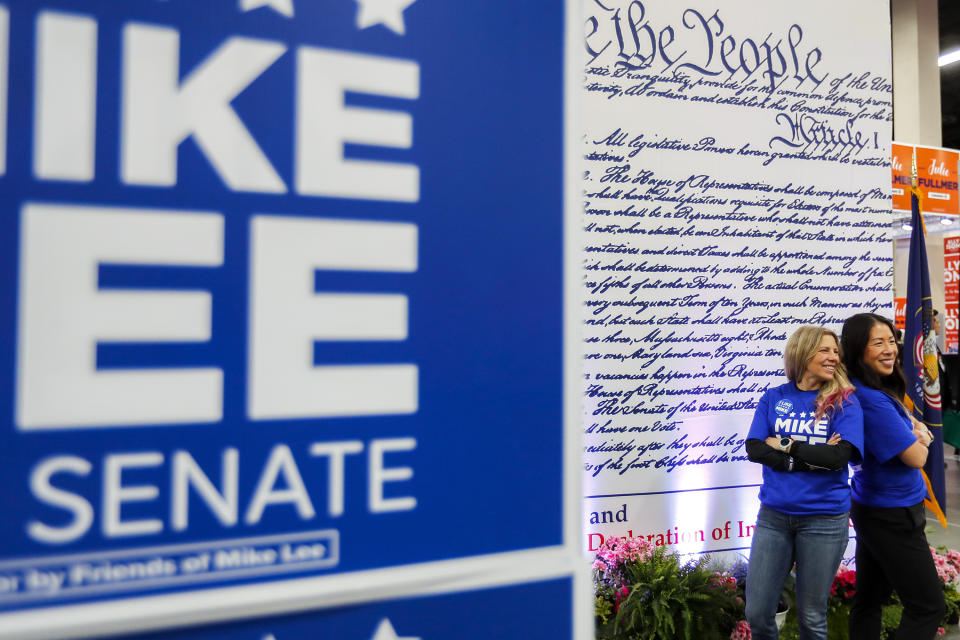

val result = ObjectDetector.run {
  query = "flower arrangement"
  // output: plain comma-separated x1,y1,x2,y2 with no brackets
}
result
593,535,748,640
932,546,960,586
594,540,960,640
932,546,960,634
729,620,752,640
830,565,856,602
780,547,960,640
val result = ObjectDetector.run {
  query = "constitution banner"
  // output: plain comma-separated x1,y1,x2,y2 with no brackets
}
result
580,0,893,556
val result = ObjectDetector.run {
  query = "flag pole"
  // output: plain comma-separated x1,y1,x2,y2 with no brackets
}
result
911,148,926,234
908,147,946,524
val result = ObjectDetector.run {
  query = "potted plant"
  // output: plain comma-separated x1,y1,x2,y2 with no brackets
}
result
726,557,790,632
593,535,748,640
776,571,795,631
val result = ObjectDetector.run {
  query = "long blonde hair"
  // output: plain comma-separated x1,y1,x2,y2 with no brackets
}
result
784,326,854,421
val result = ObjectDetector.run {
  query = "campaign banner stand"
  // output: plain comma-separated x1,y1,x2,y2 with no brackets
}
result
115,577,575,640
0,1,589,638
892,143,960,215
914,145,959,215
892,143,914,212
946,237,959,353
895,296,907,330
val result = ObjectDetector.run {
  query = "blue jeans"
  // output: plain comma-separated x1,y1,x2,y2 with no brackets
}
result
745,506,851,640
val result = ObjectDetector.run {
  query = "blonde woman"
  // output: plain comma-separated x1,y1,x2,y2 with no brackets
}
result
745,326,864,640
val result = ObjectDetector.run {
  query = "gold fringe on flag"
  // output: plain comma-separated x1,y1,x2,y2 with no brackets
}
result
904,395,946,526
923,469,948,528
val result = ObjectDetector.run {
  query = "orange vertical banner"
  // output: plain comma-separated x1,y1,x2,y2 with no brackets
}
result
892,143,914,212
894,296,907,330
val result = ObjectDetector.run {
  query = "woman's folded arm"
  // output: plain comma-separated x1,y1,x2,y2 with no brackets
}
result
789,440,854,471
746,438,811,472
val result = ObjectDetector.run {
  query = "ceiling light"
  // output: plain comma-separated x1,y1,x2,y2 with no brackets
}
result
940,49,960,67
902,222,913,231
943,218,955,225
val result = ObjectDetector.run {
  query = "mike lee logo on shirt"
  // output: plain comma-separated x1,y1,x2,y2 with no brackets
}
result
774,411,830,444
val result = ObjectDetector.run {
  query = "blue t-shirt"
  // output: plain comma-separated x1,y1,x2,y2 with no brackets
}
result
747,382,864,516
850,381,926,507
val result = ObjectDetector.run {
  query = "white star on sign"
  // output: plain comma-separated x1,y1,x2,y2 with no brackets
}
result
239,0,294,18
355,0,416,35
371,618,420,640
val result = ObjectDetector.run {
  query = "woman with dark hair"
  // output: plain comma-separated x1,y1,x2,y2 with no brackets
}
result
840,312,944,640
744,325,863,640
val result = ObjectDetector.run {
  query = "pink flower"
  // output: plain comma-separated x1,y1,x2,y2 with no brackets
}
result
595,534,656,571
830,566,857,602
929,547,960,585
730,620,752,640
937,627,945,636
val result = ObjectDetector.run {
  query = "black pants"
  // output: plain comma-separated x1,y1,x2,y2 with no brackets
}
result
849,500,945,640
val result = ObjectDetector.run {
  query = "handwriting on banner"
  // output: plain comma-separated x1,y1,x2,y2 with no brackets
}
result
580,1,893,491
584,3,825,90
583,71,890,164
580,162,893,433
583,419,750,478
588,128,885,169
583,4,891,172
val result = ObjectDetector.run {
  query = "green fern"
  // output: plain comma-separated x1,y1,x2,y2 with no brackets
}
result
602,547,740,640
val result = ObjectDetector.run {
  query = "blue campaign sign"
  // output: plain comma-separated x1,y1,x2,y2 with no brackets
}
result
0,0,569,622
118,578,573,640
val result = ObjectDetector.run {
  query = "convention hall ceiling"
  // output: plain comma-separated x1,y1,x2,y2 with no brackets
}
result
942,1,960,149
